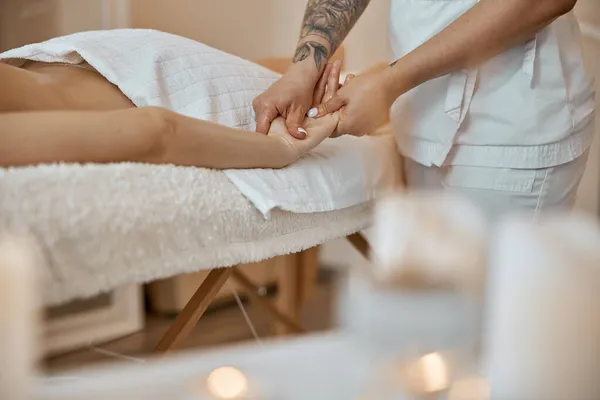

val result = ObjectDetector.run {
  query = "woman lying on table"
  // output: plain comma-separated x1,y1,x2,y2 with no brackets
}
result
0,48,343,169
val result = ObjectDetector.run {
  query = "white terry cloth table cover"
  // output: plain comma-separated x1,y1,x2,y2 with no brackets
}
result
0,29,398,218
0,164,373,307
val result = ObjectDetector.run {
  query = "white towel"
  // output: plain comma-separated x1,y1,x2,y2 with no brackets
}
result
226,132,399,217
0,29,400,217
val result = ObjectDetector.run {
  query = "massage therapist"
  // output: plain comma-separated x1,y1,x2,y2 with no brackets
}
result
253,0,595,219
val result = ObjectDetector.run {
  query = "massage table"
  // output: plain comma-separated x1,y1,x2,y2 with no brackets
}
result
0,29,397,353
0,162,375,353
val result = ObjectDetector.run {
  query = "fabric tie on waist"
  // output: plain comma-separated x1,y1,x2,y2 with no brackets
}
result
523,35,537,87
438,68,478,166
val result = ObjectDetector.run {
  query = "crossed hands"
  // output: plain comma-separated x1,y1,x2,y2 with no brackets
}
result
263,61,343,160
253,59,397,141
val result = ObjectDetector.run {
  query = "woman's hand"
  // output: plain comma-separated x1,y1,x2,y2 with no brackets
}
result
267,113,340,163
309,68,399,137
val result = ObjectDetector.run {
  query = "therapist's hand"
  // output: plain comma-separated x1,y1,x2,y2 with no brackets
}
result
267,61,344,162
253,60,343,139
310,68,398,137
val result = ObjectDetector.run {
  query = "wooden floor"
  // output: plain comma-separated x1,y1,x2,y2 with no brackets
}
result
44,273,339,374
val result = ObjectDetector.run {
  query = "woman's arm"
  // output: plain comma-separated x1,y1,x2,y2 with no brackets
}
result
0,107,293,169
385,0,577,96
0,106,340,169
0,59,343,169
163,109,338,169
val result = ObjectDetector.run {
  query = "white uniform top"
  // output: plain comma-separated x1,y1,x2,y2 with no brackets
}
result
388,0,596,169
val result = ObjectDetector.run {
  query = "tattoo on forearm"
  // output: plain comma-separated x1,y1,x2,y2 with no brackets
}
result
293,41,329,71
294,0,371,68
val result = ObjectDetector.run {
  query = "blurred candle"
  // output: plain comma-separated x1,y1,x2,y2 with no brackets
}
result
403,352,451,396
370,191,488,295
0,236,41,400
206,366,248,399
484,212,600,399
338,191,488,380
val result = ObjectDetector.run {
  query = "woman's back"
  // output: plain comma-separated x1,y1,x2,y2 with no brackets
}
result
0,61,134,113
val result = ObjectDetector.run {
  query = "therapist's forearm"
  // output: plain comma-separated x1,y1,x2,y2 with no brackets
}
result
293,0,371,73
385,0,577,97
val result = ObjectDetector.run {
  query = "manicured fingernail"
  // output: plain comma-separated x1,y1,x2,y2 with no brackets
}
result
307,108,318,118
297,127,307,138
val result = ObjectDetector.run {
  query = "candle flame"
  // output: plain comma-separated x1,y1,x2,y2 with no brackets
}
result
406,352,450,394
206,366,248,399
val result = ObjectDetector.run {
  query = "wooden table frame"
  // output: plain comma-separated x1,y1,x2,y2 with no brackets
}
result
154,232,369,353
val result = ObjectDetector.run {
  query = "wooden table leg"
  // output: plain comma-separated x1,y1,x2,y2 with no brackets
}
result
347,233,370,259
154,268,232,354
298,246,319,304
274,253,303,335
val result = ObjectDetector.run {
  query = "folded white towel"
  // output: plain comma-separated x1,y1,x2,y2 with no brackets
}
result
0,29,400,217
227,132,399,217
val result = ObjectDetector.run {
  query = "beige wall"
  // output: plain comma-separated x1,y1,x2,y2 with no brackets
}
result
129,0,391,71
576,0,600,27
57,0,104,35
0,0,58,51
0,0,108,51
